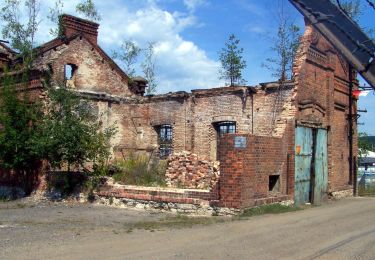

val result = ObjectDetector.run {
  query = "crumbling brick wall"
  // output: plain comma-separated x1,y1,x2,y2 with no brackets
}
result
33,36,131,97
293,21,357,193
107,85,294,161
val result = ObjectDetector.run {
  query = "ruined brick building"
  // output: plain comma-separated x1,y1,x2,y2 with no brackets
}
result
0,15,358,209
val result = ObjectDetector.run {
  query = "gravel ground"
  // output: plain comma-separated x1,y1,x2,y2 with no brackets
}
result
1,197,375,259
0,198,171,258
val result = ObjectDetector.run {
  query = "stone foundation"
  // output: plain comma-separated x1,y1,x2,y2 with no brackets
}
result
330,189,354,199
95,195,241,216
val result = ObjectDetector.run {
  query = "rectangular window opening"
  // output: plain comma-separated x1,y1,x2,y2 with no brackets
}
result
215,121,236,137
156,124,173,158
64,64,77,80
269,175,280,193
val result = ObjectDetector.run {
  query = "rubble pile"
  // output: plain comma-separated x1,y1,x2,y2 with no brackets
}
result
165,151,220,189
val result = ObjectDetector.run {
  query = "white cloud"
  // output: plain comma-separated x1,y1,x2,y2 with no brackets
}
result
2,0,222,93
92,1,222,93
183,0,208,12
244,25,266,34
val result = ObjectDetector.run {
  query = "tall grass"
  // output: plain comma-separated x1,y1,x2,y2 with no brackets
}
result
113,154,167,187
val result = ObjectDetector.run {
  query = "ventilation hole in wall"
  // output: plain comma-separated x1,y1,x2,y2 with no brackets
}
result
269,175,280,193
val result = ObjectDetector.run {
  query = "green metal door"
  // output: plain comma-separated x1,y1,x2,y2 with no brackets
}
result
313,129,328,205
295,127,313,206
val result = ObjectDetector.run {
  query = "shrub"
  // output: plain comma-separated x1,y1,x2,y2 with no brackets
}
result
113,154,167,187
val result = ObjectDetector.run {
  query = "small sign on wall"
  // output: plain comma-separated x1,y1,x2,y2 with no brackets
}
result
234,136,247,148
296,145,301,155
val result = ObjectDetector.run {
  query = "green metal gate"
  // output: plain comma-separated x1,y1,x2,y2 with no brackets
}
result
295,127,328,206
313,129,328,204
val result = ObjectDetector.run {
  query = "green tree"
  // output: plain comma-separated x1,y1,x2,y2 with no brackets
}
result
358,132,373,158
334,0,362,21
1,0,40,62
76,0,101,22
36,86,116,171
218,34,247,86
0,71,43,193
262,1,301,81
142,42,158,95
333,0,374,37
47,0,64,37
112,40,142,78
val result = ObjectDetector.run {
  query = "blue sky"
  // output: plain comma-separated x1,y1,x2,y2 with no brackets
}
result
1,0,374,134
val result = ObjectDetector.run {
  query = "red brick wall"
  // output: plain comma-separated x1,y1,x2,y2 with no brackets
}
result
218,127,294,209
107,86,295,161
293,22,356,193
34,37,131,97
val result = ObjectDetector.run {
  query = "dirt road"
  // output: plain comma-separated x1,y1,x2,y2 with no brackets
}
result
1,197,375,259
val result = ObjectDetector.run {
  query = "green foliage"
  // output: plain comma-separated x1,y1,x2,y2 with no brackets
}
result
113,155,167,187
35,86,116,170
1,0,40,60
47,0,64,37
112,40,142,78
126,215,226,232
142,42,158,95
358,184,375,197
358,132,373,158
333,0,374,38
112,40,158,94
262,2,301,81
334,0,362,21
76,0,101,22
239,204,300,218
0,70,43,171
218,34,247,86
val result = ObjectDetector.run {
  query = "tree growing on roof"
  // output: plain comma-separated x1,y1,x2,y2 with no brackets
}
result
112,40,158,94
47,0,64,37
333,0,374,38
142,42,158,95
333,0,362,21
76,0,101,22
112,40,142,79
262,0,301,81
218,34,247,86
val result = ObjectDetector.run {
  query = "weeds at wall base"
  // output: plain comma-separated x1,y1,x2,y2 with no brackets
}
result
237,204,302,218
123,203,306,233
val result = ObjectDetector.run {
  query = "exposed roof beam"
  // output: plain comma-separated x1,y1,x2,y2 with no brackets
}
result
289,0,375,89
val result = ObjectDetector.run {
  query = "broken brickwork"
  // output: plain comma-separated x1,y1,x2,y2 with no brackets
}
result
165,151,220,189
0,15,357,209
293,21,357,194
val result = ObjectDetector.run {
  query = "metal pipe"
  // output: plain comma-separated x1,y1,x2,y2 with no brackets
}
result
286,154,290,195
354,156,358,196
348,65,354,188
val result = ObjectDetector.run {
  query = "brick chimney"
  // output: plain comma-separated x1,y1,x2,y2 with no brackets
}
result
60,14,99,45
